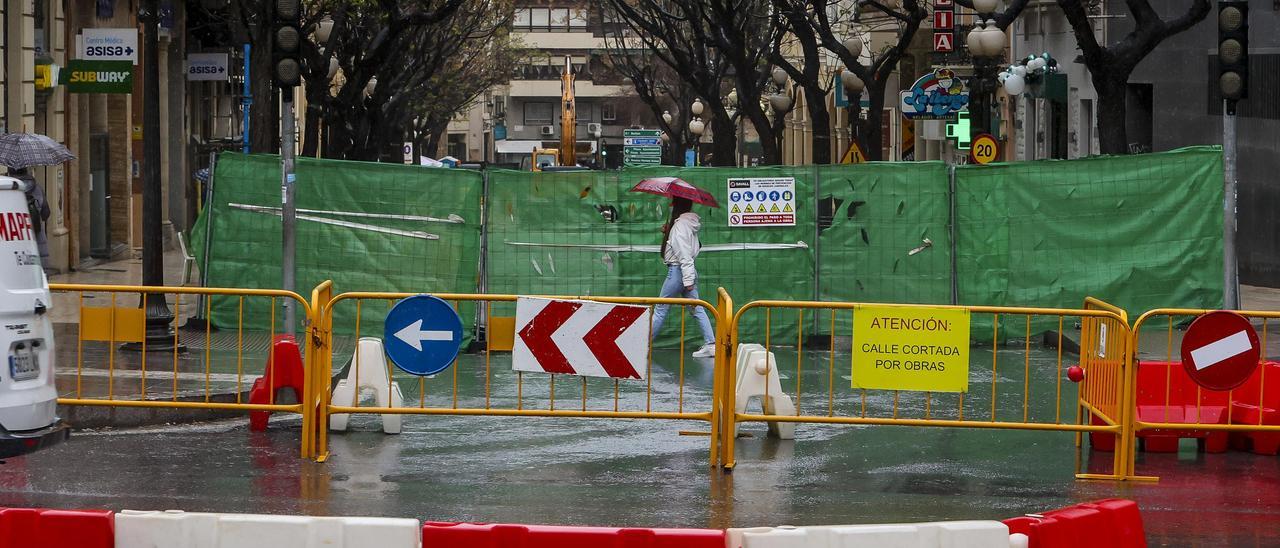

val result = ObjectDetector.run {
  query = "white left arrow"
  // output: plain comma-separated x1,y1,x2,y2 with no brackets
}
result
394,319,454,351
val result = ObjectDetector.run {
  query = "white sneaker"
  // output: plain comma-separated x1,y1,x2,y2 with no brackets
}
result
692,343,716,358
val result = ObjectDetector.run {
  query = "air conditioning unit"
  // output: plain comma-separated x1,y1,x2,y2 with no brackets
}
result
540,125,555,136
586,123,602,135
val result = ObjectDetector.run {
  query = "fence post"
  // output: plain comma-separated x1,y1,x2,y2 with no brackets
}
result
476,169,492,343
948,165,959,305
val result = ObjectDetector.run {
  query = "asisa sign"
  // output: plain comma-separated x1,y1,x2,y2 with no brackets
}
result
900,68,969,120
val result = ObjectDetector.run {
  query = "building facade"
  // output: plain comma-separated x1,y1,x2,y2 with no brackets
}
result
2,0,190,275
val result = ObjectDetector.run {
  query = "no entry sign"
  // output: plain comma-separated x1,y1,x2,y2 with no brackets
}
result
1180,311,1261,391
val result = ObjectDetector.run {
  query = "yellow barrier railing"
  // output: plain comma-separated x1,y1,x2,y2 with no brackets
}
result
50,283,315,456
725,299,1135,480
313,289,732,466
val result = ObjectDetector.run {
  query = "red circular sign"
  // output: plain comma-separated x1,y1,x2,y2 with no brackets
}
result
1180,311,1260,391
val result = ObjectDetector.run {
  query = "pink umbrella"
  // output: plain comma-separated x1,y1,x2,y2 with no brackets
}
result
629,177,720,208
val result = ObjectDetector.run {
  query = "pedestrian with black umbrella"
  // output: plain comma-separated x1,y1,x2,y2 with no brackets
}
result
0,133,76,270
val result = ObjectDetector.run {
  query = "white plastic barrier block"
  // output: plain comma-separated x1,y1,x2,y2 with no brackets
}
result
115,510,421,548
727,521,1011,548
734,343,796,439
330,337,405,434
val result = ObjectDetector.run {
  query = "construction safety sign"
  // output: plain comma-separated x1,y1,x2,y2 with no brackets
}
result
727,177,796,227
852,305,971,393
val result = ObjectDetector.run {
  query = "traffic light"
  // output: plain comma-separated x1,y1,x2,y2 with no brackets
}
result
272,0,302,88
1218,0,1248,111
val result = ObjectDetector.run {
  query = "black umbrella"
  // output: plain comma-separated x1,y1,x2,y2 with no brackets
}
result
0,133,76,169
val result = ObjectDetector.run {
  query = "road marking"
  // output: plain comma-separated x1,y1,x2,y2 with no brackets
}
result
1190,330,1252,371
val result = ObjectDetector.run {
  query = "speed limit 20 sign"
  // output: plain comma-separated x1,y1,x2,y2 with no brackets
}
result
970,133,999,165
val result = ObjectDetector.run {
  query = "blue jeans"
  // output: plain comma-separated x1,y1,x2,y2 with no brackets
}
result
651,265,715,346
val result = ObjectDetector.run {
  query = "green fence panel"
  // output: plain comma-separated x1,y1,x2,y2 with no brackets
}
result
813,161,952,338
955,146,1225,341
191,153,483,339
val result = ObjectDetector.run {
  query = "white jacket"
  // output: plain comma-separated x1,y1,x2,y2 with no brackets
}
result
663,212,702,287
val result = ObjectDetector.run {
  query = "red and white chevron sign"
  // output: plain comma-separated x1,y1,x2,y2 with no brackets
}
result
513,297,651,379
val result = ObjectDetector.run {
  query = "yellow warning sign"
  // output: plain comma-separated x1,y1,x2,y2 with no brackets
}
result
744,204,754,213
841,140,867,164
783,203,793,213
770,203,780,213
731,204,741,213
852,305,971,393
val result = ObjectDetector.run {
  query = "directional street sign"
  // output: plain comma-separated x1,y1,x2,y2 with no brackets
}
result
186,53,229,81
384,295,464,376
624,129,664,167
1181,310,1260,391
513,297,651,379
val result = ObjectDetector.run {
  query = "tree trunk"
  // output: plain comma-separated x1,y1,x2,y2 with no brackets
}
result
858,83,888,161
709,107,737,167
301,103,322,158
1095,74,1129,155
804,85,832,164
249,40,277,153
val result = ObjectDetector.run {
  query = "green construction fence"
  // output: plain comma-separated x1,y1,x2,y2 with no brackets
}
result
191,146,1224,347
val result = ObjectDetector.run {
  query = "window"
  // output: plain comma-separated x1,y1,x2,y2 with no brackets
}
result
601,102,617,123
569,8,589,29
578,103,594,123
550,8,570,29
529,8,550,29
525,102,554,125
447,134,467,161
514,8,531,28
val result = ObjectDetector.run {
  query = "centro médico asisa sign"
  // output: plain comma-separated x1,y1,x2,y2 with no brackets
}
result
59,60,134,94
852,305,971,393
900,68,970,120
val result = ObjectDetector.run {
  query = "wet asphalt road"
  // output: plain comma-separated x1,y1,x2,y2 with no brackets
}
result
0,412,1277,547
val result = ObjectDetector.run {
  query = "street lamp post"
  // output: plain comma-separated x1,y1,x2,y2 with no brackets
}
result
966,18,1006,139
126,0,180,352
688,99,705,166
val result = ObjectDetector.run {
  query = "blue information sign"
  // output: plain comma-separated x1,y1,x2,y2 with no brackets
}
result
384,295,464,376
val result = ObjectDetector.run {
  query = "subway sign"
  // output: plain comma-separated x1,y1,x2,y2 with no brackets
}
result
59,60,133,93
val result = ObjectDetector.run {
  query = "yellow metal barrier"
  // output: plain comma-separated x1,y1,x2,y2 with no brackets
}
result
50,283,316,457
1129,308,1280,478
314,290,732,466
726,299,1135,480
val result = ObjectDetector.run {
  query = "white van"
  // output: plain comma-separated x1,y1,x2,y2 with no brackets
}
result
0,176,67,458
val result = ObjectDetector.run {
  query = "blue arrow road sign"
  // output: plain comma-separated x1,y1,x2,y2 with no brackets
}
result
384,295,463,376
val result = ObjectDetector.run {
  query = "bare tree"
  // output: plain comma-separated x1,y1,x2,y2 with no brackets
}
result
292,0,470,160
600,12,708,166
602,0,747,166
808,0,928,162
770,0,835,163
1055,0,1210,154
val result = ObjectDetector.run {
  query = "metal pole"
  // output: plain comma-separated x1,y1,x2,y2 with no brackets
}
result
242,44,251,154
1223,101,1239,309
282,94,297,334
128,0,180,351
948,164,959,305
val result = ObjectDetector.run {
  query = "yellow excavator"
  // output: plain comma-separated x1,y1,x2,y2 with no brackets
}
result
531,56,578,171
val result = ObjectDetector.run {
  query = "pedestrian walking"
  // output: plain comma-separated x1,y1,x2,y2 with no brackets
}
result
649,197,717,358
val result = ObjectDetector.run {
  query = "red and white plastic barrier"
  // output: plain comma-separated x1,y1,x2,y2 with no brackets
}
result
1003,499,1146,548
422,522,724,547
0,499,1145,548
